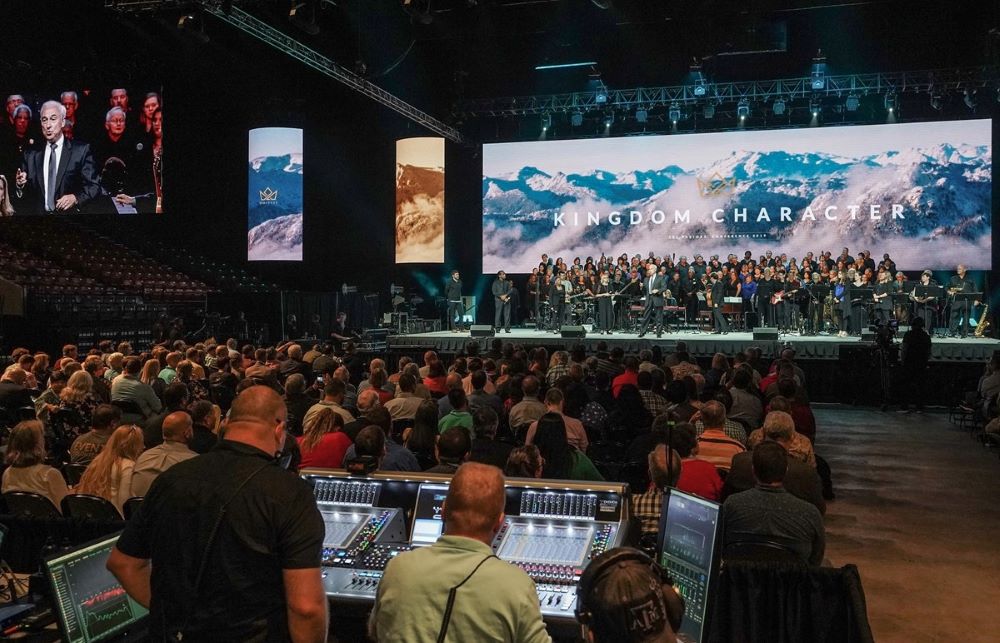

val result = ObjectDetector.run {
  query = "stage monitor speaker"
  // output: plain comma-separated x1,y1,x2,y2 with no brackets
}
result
470,325,494,338
753,327,779,341
860,329,876,342
560,325,587,338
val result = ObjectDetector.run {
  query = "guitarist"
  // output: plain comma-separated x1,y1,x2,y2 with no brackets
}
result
492,270,513,333
948,264,976,338
638,264,668,338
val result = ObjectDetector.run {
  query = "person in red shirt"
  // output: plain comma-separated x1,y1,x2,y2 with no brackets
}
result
670,422,723,501
611,356,640,398
422,361,449,397
297,407,352,470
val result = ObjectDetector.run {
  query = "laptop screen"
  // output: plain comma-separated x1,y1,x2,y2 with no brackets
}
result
44,534,148,643
655,488,722,643
410,483,450,545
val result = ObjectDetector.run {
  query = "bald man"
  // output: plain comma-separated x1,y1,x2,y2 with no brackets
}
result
370,463,550,643
129,410,196,497
109,386,327,642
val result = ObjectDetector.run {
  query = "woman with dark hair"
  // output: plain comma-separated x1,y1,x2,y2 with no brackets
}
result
403,400,439,470
423,361,448,397
532,412,603,482
611,384,652,436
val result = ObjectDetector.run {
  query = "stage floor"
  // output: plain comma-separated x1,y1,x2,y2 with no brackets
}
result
388,327,1000,362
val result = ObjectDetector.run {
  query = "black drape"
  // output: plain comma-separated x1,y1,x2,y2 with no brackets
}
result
709,560,875,643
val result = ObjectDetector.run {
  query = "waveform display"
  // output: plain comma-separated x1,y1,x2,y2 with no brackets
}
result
82,592,134,639
81,586,127,608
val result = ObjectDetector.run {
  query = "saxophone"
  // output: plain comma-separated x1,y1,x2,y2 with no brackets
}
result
975,304,990,337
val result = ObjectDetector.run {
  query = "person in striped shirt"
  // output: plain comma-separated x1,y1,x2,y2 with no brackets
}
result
694,400,746,471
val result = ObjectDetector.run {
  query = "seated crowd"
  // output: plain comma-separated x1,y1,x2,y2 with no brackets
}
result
0,335,832,640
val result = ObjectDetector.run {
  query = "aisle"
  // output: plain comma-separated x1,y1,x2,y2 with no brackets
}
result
815,407,1000,643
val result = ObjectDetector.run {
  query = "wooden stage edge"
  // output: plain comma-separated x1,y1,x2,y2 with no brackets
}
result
387,327,1000,362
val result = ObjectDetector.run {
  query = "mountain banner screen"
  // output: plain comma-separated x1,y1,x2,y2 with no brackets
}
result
396,137,445,263
481,119,991,272
248,127,303,261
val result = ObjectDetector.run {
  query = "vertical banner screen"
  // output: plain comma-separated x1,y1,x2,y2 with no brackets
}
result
248,127,303,261
396,136,445,263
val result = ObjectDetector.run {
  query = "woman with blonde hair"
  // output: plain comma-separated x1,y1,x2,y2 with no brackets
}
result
297,407,351,470
2,420,69,510
59,370,99,427
76,424,144,512
0,174,14,216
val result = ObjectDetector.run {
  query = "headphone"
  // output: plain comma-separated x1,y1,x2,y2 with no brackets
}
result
576,548,685,639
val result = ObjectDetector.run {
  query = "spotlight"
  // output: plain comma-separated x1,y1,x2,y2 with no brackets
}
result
595,87,609,104
964,89,977,111
177,13,209,43
929,93,943,110
603,111,614,128
635,107,648,123
571,111,583,127
736,99,750,121
668,102,681,124
810,49,827,91
845,94,860,112
810,97,821,117
290,1,320,35
772,98,786,116
693,83,707,97
540,113,552,130
702,103,715,119
884,92,897,112
401,0,433,25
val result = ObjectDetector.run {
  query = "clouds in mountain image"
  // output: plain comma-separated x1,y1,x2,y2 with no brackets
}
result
482,120,991,272
396,137,445,263
248,128,303,261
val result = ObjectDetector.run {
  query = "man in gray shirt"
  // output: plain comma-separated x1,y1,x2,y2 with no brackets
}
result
722,441,825,565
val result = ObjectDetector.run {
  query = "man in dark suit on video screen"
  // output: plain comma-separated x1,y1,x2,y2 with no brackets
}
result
14,100,99,214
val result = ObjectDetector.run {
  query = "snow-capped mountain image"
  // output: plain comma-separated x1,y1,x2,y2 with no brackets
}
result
248,128,303,261
482,120,991,272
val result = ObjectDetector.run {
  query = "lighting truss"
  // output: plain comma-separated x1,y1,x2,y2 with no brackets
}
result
105,0,463,143
452,67,992,118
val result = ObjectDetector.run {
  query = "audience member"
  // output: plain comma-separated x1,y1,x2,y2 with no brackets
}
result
426,427,472,474
468,407,513,470
509,376,547,429
667,422,723,502
632,445,683,538
111,356,163,419
303,379,354,427
504,445,544,478
466,369,504,418
748,397,816,467
384,373,422,420
403,400,439,470
142,382,189,449
298,407,352,470
188,400,220,454
2,420,70,511
131,411,197,496
342,408,419,472
438,389,474,434
694,400,745,471
611,356,640,398
76,424,145,512
282,373,314,437
533,412,603,482
69,403,122,464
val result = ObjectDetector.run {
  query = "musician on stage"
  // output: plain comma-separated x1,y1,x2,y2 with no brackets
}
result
594,272,616,334
756,268,774,326
834,272,851,337
446,270,465,332
948,264,976,338
637,265,668,338
873,271,893,325
893,271,911,323
709,271,730,334
848,268,869,335
684,267,702,326
548,270,570,333
911,270,937,332
492,270,513,334
804,272,825,335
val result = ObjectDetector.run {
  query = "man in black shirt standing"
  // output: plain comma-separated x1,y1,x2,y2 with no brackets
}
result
492,270,513,333
899,317,932,413
948,264,976,338
108,386,328,642
446,269,464,332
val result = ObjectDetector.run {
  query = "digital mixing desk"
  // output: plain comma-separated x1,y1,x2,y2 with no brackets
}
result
301,470,633,628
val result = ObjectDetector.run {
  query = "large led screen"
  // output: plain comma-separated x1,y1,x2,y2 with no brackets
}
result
396,137,445,263
248,127,303,261
1,87,163,214
482,119,991,272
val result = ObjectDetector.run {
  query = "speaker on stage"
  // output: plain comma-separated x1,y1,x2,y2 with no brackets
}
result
753,327,778,341
860,329,876,342
470,325,494,338
560,325,587,338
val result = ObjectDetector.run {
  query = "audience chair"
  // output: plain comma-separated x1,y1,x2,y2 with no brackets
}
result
2,491,61,519
63,463,89,486
122,497,144,520
61,494,123,521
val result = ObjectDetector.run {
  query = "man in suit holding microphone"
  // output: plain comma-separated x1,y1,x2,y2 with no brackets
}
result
14,100,99,214
638,264,667,338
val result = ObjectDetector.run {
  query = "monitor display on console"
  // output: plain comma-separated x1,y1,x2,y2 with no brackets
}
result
44,534,149,643
496,523,595,568
411,483,449,545
656,488,721,643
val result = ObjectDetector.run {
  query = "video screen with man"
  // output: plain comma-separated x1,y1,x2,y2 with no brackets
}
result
0,86,164,215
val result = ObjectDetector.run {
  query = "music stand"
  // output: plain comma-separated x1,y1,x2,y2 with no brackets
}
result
915,285,942,335
954,292,982,336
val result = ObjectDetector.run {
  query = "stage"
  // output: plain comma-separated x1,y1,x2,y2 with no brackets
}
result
387,327,1000,362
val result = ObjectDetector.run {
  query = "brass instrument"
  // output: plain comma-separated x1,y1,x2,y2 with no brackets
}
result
975,304,990,337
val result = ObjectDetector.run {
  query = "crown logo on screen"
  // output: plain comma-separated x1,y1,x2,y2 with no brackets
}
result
696,173,737,197
259,187,279,203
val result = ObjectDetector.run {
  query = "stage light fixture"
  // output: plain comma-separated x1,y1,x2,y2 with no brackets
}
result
736,99,750,121
603,111,614,128
771,98,786,116
810,97,821,117
810,49,827,90
571,111,583,127
929,93,943,110
668,103,681,123
845,94,859,112
963,89,977,110
540,113,552,130
884,92,897,112
635,107,648,123
290,1,320,35
595,89,608,104
702,103,715,119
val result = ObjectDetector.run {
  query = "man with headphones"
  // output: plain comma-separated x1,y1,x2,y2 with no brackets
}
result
576,547,685,642
369,463,550,642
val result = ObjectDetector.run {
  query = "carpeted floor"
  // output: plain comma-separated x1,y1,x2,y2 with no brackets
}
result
816,406,1000,643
